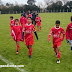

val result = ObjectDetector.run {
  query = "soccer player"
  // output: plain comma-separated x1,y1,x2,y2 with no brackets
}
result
48,20,65,63
28,11,32,18
22,17,38,58
10,16,15,31
35,14,41,31
11,19,22,54
66,16,72,51
19,13,26,27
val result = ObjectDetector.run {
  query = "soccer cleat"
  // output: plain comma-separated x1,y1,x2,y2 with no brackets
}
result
57,59,60,64
29,56,32,59
16,52,19,55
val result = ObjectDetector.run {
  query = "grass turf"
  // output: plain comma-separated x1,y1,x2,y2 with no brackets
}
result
0,13,72,72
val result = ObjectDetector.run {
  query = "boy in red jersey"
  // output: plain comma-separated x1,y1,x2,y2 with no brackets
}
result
48,20,65,63
66,16,72,51
35,14,41,31
22,17,38,58
11,19,22,54
10,16,15,31
19,13,26,27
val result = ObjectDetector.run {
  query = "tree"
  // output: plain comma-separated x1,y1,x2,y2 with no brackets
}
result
0,0,2,5
27,0,36,5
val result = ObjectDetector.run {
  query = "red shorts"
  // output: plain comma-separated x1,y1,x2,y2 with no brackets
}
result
37,22,41,26
53,41,61,48
25,37,34,46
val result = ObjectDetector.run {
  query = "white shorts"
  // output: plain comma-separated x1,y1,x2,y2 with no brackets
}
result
69,40,72,47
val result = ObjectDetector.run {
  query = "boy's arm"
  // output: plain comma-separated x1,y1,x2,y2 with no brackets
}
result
34,31,38,40
61,29,65,41
48,29,52,42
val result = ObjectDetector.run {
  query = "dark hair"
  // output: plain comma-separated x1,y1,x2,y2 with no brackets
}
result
10,16,13,19
37,14,38,15
27,17,32,20
15,19,19,22
55,20,60,24
21,13,23,16
71,16,72,22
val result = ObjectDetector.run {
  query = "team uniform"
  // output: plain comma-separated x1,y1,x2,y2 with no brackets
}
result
25,18,27,24
35,16,41,26
11,25,22,42
19,16,26,26
66,22,72,46
22,23,36,46
48,26,65,48
10,19,15,31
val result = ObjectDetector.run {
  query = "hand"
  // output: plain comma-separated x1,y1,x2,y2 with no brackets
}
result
21,39,23,41
12,36,14,39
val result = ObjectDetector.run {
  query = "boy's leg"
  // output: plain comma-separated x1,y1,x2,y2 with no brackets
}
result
57,46,61,63
16,41,20,54
37,26,39,31
29,45,32,58
54,48,57,56
40,26,41,31
27,45,29,49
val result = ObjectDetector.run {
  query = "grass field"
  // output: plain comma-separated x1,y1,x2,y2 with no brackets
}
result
0,13,72,72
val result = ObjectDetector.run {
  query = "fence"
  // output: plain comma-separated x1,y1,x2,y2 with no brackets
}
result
0,9,72,14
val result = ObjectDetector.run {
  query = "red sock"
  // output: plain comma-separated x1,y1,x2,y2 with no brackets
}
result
29,48,32,56
57,52,61,59
17,44,20,52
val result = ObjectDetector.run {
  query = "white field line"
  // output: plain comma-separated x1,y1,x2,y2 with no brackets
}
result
0,55,27,72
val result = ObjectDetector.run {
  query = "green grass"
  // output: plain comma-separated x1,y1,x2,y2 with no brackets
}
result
0,13,72,72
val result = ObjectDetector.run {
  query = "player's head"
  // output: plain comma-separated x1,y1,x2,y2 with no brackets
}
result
10,16,13,20
55,20,60,28
15,19,19,25
37,14,39,16
21,13,23,16
27,17,32,24
28,10,30,13
71,16,72,22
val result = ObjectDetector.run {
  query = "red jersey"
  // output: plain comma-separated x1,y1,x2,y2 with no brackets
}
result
11,25,22,41
19,16,26,25
10,19,15,27
28,14,32,18
48,26,65,43
66,22,72,40
23,24,36,40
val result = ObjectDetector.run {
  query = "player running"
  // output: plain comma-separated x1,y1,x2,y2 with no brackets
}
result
35,14,41,31
66,16,72,51
22,17,38,58
10,16,15,31
19,13,26,27
11,19,22,54
48,20,65,64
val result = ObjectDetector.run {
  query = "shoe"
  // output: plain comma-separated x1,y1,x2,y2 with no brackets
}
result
29,56,32,59
57,59,60,64
16,52,19,54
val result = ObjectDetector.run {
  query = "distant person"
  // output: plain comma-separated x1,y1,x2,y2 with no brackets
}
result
10,16,15,32
21,17,38,58
28,10,32,18
19,13,26,28
35,14,41,31
48,20,65,64
66,16,72,51
11,19,22,54
32,12,37,26
23,11,26,18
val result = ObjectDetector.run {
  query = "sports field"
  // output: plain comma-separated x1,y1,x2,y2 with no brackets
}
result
0,13,72,72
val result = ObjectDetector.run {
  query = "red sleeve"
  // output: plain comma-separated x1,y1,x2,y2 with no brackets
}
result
61,28,65,41
48,28,53,41
11,27,15,36
22,25,26,32
19,18,21,25
66,25,70,40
